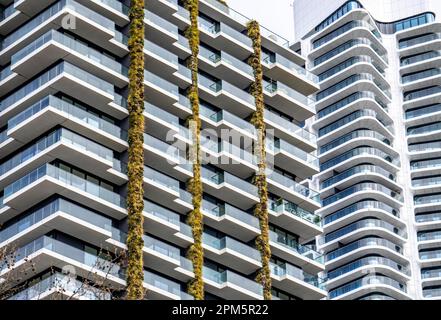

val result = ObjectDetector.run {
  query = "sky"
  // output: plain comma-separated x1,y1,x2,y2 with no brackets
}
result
226,0,295,42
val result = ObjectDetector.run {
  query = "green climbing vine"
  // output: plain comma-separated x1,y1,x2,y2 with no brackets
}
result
184,0,205,300
247,20,272,300
126,0,145,300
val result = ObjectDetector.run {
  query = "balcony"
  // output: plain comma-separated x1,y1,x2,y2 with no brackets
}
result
269,138,319,179
198,19,253,60
321,219,407,251
325,237,406,269
144,38,178,78
327,256,410,284
0,236,125,290
263,79,315,121
0,62,122,127
322,182,403,212
2,164,126,220
269,198,322,240
323,200,401,231
10,29,128,87
262,53,319,95
413,176,441,195
75,0,129,26
198,73,255,118
144,9,178,47
0,128,119,190
405,103,441,121
144,69,179,107
399,33,440,51
0,198,112,249
423,287,441,299
198,45,253,88
329,275,408,300
6,95,127,153
269,231,324,274
419,230,441,243
270,263,327,300
321,164,397,194
8,272,111,300
201,201,260,242
0,0,120,64
264,108,316,152
320,147,400,174
404,86,441,109
267,170,321,212
402,69,441,91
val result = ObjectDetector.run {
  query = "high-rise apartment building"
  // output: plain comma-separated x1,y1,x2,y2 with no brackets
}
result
0,0,325,300
295,0,441,300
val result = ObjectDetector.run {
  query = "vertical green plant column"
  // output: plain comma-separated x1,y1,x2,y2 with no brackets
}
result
247,20,272,300
185,0,205,300
126,0,145,300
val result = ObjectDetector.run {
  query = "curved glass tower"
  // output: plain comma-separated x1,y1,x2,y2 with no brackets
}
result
296,0,441,300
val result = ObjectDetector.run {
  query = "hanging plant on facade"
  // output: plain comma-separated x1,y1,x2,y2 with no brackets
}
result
247,19,272,300
184,0,205,300
126,0,145,300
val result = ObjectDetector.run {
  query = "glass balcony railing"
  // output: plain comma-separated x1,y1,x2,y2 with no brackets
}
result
264,109,317,143
144,39,178,66
4,164,126,208
145,101,179,128
329,275,406,298
324,200,399,225
321,147,398,171
97,0,129,15
421,268,441,279
144,133,182,161
199,45,252,75
415,194,441,206
11,30,128,76
143,270,193,300
0,198,112,244
318,109,390,137
267,170,321,204
323,219,406,244
8,95,127,140
0,236,123,277
270,262,326,290
399,33,440,49
0,2,16,22
0,65,12,82
198,73,255,105
0,129,7,144
313,20,378,49
402,68,441,84
326,237,403,262
314,38,387,67
203,233,261,261
420,249,441,260
144,199,180,226
406,103,441,119
413,176,441,188
1,0,115,51
327,256,409,280
143,165,180,193
318,91,387,119
262,54,319,84
202,200,259,229
144,9,178,35
263,79,315,107
359,294,395,300
8,272,111,300
401,51,440,66
416,212,441,223
144,69,179,97
269,198,322,226
0,61,114,113
0,128,113,177
199,19,252,48
404,86,441,101
409,141,441,153
322,164,395,189
424,288,441,298
419,230,441,242
320,129,390,155
272,138,319,169
269,230,324,264
408,122,441,136
323,182,402,206
318,55,385,82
